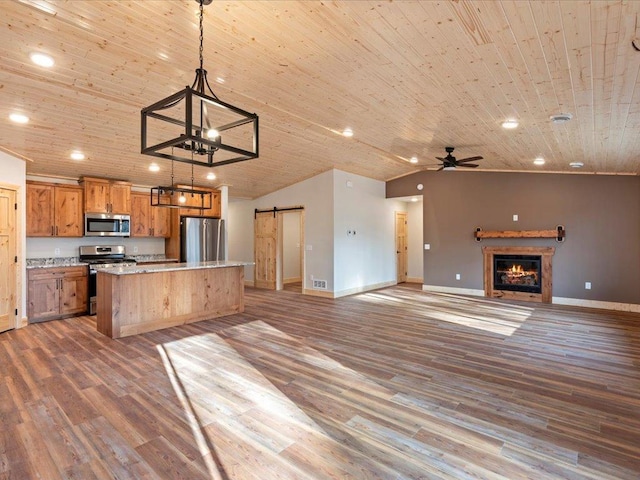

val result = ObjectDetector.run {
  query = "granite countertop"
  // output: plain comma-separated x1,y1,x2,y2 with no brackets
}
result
130,254,178,263
98,260,254,276
26,255,178,269
26,257,88,269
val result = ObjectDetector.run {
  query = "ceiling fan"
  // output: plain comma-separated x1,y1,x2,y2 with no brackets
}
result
433,147,483,171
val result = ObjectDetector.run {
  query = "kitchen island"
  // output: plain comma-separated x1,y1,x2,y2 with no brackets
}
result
96,261,251,339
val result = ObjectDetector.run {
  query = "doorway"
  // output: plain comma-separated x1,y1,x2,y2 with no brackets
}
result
0,187,17,333
395,211,407,284
281,210,303,292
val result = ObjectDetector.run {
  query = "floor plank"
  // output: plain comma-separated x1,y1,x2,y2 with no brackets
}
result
1,285,639,479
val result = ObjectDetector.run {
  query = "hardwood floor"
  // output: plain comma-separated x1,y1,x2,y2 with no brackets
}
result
1,285,639,479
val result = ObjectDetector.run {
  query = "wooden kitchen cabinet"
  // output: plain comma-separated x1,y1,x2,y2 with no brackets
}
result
130,193,170,237
27,266,88,322
164,188,223,260
179,187,221,218
26,182,83,237
80,177,131,214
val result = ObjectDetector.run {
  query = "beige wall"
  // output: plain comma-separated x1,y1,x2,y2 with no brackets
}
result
387,171,640,304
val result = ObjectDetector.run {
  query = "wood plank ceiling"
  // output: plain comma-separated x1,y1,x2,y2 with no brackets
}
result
1,1,639,199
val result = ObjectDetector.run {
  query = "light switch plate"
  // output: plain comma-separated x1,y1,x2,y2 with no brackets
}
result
424,244,430,250
513,214,518,221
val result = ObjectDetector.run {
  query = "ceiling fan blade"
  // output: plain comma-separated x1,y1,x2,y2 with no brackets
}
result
435,157,445,161
456,156,483,163
458,163,479,168
436,166,444,171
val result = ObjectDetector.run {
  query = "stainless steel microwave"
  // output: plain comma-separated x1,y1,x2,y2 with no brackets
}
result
84,213,130,237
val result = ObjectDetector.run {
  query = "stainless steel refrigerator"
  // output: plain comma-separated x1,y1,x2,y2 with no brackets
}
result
180,217,225,262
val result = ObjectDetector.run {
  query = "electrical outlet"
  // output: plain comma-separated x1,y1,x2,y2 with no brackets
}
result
455,273,461,280
54,248,60,256
133,246,139,253
306,245,313,251
424,244,430,250
585,282,592,290
513,214,519,221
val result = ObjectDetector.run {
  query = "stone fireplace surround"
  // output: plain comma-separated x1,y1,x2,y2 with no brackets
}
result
482,246,555,303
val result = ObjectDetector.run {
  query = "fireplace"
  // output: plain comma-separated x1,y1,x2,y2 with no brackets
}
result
493,255,542,294
482,246,555,303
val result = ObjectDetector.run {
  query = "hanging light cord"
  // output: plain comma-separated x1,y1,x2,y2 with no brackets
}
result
199,0,204,71
191,0,219,101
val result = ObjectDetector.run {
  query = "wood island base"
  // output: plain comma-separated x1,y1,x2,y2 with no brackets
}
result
97,264,245,339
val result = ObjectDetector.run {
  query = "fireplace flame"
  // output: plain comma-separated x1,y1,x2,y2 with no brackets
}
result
510,264,524,274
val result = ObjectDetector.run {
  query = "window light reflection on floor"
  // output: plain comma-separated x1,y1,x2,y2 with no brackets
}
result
356,291,533,336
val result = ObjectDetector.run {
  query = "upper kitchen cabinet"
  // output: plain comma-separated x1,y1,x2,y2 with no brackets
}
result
26,181,83,237
80,177,131,214
179,187,221,218
130,192,170,237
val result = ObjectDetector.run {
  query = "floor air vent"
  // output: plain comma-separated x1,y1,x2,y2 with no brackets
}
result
312,279,327,289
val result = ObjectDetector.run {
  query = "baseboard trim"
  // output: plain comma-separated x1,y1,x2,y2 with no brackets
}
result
552,297,640,313
406,277,423,284
422,285,485,297
421,285,640,313
284,277,302,284
302,289,334,299
303,280,398,299
333,280,397,298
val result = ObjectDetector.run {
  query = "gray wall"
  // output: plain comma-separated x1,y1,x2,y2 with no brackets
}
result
387,171,640,304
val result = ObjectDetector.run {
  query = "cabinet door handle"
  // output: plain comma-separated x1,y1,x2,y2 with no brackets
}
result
51,226,55,236
55,226,58,236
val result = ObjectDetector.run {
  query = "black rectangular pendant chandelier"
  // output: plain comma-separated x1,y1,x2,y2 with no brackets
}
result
141,0,259,168
150,185,212,210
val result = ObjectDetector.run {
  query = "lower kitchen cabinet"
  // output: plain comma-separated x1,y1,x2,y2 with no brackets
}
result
27,266,88,322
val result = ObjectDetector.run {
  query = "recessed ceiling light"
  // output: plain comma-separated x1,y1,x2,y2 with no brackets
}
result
70,151,85,161
569,161,584,168
409,156,418,164
149,163,160,172
157,52,169,61
533,157,545,166
29,52,55,68
550,113,573,124
216,77,225,84
206,172,216,180
9,113,29,124
342,128,353,137
501,119,519,129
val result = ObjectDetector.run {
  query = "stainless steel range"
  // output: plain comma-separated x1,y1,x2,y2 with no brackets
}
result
79,245,136,315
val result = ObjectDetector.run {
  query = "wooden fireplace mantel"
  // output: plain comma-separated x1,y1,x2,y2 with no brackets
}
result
475,226,565,241
482,246,555,303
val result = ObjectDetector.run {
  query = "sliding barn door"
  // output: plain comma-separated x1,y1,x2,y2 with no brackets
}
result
254,211,279,289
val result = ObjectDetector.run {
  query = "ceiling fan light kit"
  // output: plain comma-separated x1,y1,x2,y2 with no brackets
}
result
141,0,259,169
